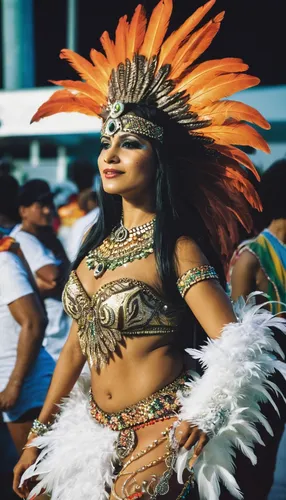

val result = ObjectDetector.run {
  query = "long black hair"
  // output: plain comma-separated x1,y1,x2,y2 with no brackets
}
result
73,104,225,337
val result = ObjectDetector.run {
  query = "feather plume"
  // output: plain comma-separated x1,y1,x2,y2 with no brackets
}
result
189,73,260,107
209,143,260,180
196,122,270,153
201,100,270,129
100,31,117,67
127,4,147,60
170,12,224,80
140,0,173,59
30,90,101,123
59,49,104,93
158,0,216,69
178,58,248,95
115,15,129,65
89,48,111,80
49,80,106,105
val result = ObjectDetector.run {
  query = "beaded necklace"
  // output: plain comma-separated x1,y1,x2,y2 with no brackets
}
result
86,217,155,278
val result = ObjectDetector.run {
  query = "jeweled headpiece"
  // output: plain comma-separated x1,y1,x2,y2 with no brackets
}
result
31,0,270,260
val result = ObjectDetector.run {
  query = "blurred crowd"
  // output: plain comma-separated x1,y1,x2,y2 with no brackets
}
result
0,157,285,499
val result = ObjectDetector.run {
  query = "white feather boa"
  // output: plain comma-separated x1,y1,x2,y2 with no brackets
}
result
176,294,286,500
20,294,286,500
20,377,118,500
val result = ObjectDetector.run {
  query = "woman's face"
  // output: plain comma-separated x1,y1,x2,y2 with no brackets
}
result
98,131,156,199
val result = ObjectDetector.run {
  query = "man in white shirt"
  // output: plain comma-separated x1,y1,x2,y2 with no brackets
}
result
11,180,70,361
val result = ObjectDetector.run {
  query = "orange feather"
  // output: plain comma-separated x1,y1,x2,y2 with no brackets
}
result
170,12,224,80
189,73,260,107
115,15,129,65
30,90,101,123
49,80,106,105
176,58,248,95
209,143,260,180
59,49,105,94
202,100,270,129
100,31,117,67
127,4,147,60
158,0,216,68
196,122,270,153
89,48,111,80
139,0,173,59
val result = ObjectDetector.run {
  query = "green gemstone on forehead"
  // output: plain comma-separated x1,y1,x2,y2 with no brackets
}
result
108,120,115,132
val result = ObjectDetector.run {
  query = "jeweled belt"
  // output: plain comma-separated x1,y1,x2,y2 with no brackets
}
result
89,373,188,460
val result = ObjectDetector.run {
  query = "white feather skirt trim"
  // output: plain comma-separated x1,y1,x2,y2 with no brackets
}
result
176,294,286,500
20,377,118,500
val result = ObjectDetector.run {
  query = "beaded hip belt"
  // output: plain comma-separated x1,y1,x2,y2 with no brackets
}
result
89,373,189,460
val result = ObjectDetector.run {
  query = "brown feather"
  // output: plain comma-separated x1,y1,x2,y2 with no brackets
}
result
127,5,147,60
176,58,248,94
30,90,101,123
140,0,173,59
170,12,224,80
202,100,270,129
196,122,270,153
189,73,260,107
100,31,117,67
49,80,106,105
115,15,129,65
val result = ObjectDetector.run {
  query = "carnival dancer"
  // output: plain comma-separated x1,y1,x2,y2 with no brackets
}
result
13,1,286,499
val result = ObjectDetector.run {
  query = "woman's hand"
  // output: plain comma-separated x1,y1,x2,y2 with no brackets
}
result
0,381,21,411
175,420,209,468
13,446,40,499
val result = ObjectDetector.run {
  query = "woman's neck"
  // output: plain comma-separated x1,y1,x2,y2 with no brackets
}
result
122,199,156,229
267,219,286,244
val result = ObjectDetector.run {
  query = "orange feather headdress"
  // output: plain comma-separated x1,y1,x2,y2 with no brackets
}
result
31,0,270,261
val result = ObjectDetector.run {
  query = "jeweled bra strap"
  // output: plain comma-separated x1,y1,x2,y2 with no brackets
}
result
177,265,219,298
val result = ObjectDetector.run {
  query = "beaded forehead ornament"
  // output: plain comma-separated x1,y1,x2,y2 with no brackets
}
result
30,0,270,260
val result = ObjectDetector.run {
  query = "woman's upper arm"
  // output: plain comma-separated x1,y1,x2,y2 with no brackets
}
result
61,319,86,363
230,249,258,301
175,238,236,339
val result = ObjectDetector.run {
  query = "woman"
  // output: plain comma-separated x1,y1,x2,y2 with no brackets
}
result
13,1,285,499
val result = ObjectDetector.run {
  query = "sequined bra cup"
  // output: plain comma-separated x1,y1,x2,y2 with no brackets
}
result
62,271,179,369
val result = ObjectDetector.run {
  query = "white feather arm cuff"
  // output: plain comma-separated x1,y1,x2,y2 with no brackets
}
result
176,294,286,500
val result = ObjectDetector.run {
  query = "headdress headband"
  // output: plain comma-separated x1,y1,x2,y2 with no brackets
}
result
31,0,270,260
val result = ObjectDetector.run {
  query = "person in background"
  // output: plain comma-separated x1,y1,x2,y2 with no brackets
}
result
57,159,96,248
0,174,20,235
11,180,70,362
67,188,99,262
228,159,286,499
0,232,54,500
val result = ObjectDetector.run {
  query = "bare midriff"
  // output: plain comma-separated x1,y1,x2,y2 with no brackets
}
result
90,337,184,413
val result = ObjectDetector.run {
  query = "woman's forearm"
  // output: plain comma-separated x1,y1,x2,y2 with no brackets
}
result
36,341,86,425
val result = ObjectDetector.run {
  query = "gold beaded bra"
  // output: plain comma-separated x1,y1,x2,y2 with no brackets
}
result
62,271,179,369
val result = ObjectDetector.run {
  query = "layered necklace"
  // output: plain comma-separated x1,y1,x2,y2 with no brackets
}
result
86,217,155,278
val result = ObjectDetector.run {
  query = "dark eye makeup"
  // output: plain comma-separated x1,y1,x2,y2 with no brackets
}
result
100,137,144,150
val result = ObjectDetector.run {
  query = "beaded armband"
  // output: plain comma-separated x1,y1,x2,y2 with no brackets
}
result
27,418,51,441
177,265,218,298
